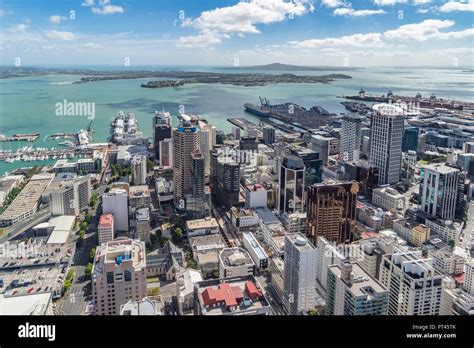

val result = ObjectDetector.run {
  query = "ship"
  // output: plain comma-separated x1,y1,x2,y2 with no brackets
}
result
243,97,271,116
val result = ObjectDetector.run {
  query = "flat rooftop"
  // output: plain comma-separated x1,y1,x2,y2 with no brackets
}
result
186,218,219,230
0,174,54,220
328,262,388,298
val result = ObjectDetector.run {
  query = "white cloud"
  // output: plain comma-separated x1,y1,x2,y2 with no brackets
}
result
50,15,67,24
290,32,384,48
178,0,313,47
44,30,75,41
178,31,223,48
374,0,431,5
92,4,124,15
81,42,103,49
334,8,386,16
7,24,28,33
81,0,95,6
383,19,473,41
439,1,474,12
320,0,348,7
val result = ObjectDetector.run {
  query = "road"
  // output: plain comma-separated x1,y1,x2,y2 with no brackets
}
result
0,206,50,243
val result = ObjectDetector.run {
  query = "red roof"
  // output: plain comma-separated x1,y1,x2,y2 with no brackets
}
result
244,281,262,301
454,273,464,284
201,283,244,308
99,214,114,228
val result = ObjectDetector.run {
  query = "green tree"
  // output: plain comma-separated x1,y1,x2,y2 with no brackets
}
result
448,239,455,249
89,247,96,262
146,160,155,172
172,227,183,244
85,212,92,223
85,263,93,278
90,193,98,208
186,259,198,270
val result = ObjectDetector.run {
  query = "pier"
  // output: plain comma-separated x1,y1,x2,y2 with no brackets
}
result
0,133,40,142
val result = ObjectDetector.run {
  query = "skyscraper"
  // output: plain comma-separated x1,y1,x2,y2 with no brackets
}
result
186,150,210,219
326,260,388,315
263,125,276,145
419,163,459,220
153,110,172,162
92,238,147,315
340,114,363,162
131,155,147,186
402,126,419,152
306,181,358,244
210,146,240,209
173,121,201,209
199,121,216,177
379,251,443,315
278,155,305,214
369,104,404,185
283,233,317,315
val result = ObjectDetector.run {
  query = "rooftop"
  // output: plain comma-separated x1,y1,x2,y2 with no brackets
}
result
186,217,219,230
220,248,254,268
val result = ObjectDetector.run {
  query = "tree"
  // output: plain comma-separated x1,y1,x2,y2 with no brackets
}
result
89,247,96,262
80,221,88,232
186,259,198,270
90,193,98,208
211,270,219,279
172,227,183,244
85,263,93,278
307,308,320,316
448,239,455,249
146,160,155,172
85,212,92,223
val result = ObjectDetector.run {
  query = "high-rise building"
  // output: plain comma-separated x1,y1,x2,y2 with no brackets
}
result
158,138,173,167
102,186,129,232
283,233,317,315
199,121,216,176
173,121,201,208
402,126,419,152
153,110,171,161
98,214,114,245
232,126,241,141
50,176,91,216
340,114,363,162
343,161,378,200
326,260,388,315
369,104,404,185
306,181,358,244
464,260,474,296
419,163,459,220
262,125,276,145
131,155,147,186
379,251,443,315
210,147,240,209
278,155,305,214
185,150,211,219
289,147,322,186
92,238,147,315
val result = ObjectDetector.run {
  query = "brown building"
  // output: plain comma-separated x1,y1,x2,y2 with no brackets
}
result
306,181,359,245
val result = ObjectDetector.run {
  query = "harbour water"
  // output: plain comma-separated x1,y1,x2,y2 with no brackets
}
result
0,66,473,174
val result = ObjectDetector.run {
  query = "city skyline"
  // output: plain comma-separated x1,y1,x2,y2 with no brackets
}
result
0,0,473,67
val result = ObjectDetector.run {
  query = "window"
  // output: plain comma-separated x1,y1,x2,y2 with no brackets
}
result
124,270,132,282
106,272,114,284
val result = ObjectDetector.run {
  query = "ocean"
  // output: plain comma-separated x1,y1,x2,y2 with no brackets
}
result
0,66,473,175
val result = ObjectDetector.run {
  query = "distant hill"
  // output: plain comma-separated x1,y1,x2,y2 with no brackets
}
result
221,62,360,71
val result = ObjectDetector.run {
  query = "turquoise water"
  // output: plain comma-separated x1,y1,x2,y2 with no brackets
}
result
0,67,473,174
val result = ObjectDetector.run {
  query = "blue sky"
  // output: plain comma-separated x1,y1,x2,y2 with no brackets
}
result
0,0,473,67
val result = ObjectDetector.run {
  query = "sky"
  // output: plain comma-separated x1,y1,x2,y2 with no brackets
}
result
0,0,473,67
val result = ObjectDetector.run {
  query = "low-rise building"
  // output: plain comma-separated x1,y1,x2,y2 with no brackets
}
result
372,186,406,213
185,217,219,237
242,232,268,269
194,275,271,315
146,241,185,281
120,297,163,315
219,247,255,279
189,234,225,275
176,269,203,315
